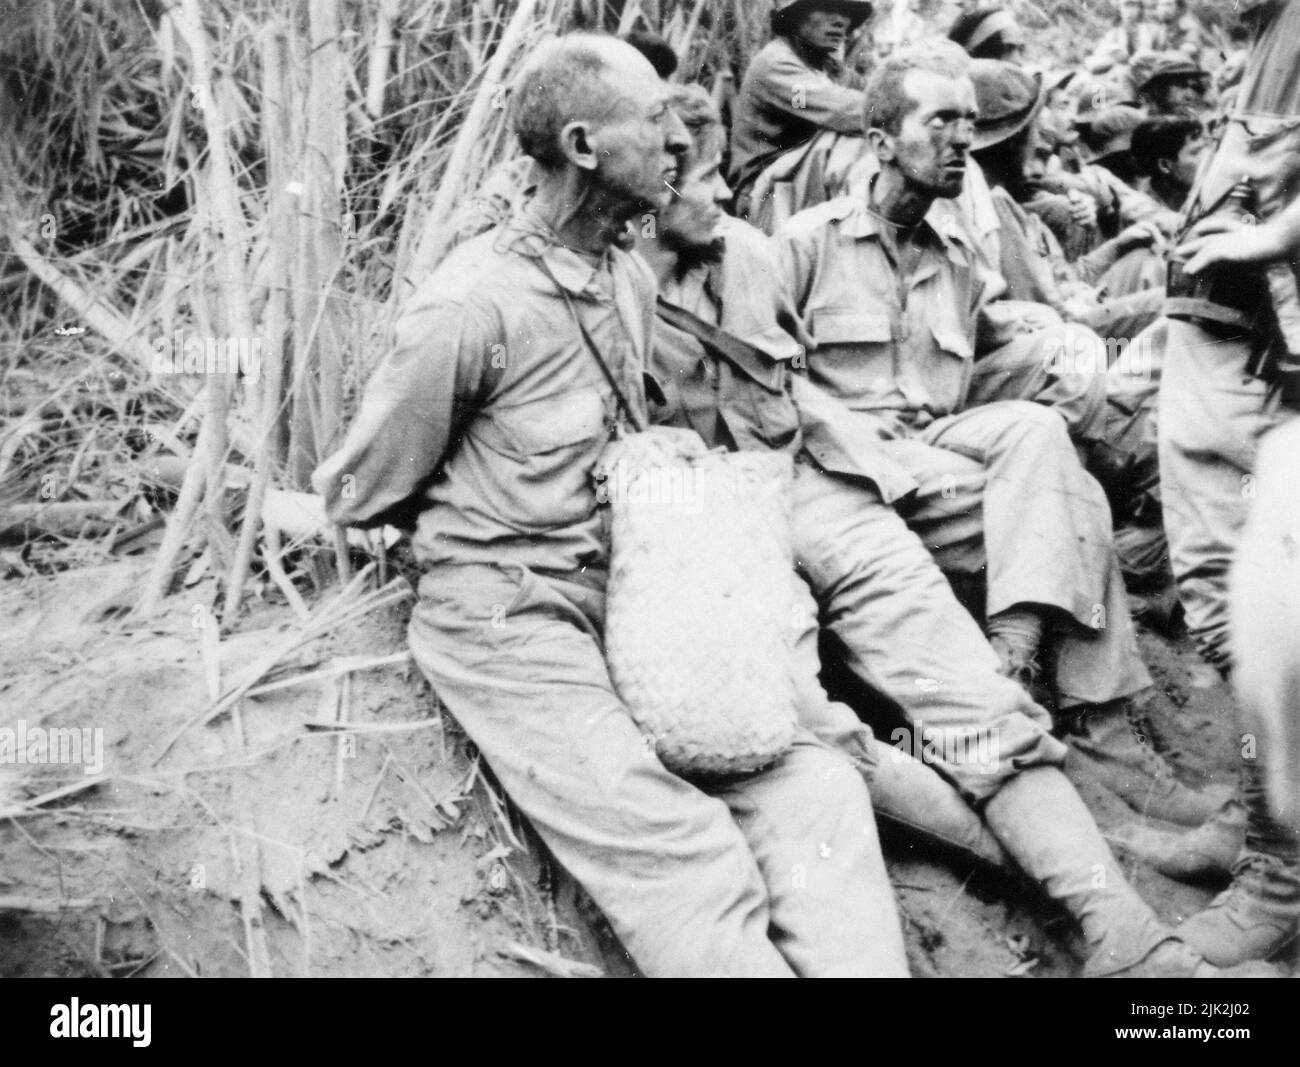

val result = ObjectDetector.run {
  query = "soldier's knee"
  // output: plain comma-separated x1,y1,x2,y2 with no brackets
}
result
996,400,1075,448
1060,325,1109,396
1040,322,1112,378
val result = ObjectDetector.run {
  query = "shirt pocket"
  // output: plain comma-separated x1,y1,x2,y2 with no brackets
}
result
913,324,974,415
806,308,895,405
487,385,612,531
742,324,805,370
494,386,609,456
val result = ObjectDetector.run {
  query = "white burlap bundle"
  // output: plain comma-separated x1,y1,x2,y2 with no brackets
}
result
601,428,797,777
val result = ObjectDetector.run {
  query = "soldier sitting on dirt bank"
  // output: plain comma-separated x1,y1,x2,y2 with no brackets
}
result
635,82,1264,978
313,32,911,978
773,48,1230,835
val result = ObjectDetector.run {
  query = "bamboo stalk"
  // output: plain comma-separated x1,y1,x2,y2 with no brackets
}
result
172,2,257,347
223,25,293,621
136,411,209,616
203,357,232,574
153,0,263,605
399,0,540,295
305,0,348,471
364,0,400,121
263,526,311,620
0,500,127,539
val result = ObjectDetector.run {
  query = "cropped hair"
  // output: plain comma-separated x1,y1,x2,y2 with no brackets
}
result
667,84,725,168
511,34,625,169
1129,117,1202,177
865,48,971,135
622,29,679,79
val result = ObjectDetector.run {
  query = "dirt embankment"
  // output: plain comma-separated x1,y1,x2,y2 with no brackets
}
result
0,560,1287,978
0,560,625,978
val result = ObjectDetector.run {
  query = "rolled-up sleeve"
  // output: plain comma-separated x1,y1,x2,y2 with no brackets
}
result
312,296,493,528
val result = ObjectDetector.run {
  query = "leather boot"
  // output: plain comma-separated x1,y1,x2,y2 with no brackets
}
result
1100,938,1280,978
982,765,1248,976
1176,851,1300,965
1063,698,1233,826
1104,800,1245,884
867,739,1011,872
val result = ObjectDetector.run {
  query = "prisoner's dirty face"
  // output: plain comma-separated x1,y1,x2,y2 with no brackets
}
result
659,149,731,251
885,70,977,200
585,53,690,212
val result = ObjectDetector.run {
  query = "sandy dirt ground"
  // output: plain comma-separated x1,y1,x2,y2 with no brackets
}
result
0,558,1290,978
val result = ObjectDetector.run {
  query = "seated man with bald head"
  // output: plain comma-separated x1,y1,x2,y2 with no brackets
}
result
314,33,909,978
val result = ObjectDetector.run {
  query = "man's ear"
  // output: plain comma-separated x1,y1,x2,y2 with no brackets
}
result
866,127,894,164
1157,157,1174,178
558,120,600,172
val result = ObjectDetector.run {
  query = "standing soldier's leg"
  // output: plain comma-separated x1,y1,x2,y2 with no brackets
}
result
1160,318,1300,964
1232,418,1300,832
1159,320,1279,670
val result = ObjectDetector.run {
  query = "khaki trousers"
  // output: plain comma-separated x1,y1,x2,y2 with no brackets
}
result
409,562,908,977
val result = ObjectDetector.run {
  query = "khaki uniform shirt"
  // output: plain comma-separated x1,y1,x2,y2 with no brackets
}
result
776,195,990,431
313,213,655,574
649,217,919,504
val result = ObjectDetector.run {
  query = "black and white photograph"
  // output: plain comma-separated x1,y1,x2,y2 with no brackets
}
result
1,0,1297,1009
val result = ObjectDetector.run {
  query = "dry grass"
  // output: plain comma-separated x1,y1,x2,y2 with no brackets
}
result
0,0,789,619
0,0,1186,617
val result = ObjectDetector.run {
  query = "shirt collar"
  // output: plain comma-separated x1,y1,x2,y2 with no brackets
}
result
503,211,612,298
839,188,973,265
